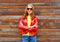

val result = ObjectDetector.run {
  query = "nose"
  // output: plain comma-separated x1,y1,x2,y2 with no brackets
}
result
28,9,31,11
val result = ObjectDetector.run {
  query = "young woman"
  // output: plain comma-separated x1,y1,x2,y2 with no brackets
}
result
18,4,38,42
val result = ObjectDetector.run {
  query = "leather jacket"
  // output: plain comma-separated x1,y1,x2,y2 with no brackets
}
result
18,16,38,36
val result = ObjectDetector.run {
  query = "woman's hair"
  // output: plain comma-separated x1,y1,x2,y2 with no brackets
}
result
23,4,35,18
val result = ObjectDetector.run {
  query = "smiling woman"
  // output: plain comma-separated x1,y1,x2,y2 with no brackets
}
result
18,4,38,42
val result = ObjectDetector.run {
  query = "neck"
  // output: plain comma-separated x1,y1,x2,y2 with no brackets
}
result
28,14,31,16
28,13,30,15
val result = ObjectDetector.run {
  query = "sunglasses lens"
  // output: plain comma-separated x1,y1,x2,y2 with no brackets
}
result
27,8,29,10
30,8,32,10
27,8,32,10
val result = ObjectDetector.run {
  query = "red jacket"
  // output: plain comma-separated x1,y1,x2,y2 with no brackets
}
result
18,16,38,36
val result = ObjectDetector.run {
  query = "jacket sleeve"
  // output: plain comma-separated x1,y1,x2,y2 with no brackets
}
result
18,18,28,30
29,17,38,31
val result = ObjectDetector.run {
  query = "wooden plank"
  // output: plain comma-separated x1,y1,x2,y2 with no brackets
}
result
0,28,19,32
39,29,60,32
37,39,60,42
0,19,19,25
0,0,53,3
0,32,20,37
0,32,18,34
37,35,60,38
0,12,60,16
0,6,59,9
0,3,60,7
37,38,60,41
39,19,60,29
0,16,60,21
0,29,60,35
0,23,59,29
1,37,60,42
0,19,60,29
0,16,59,29
0,2,59,7
38,32,60,35
0,3,55,6
39,14,60,16
0,28,60,32
0,25,59,29
0,8,60,15
0,16,60,20
38,29,60,35
0,34,19,37
0,36,19,38
0,37,20,41
0,35,60,41
0,25,17,28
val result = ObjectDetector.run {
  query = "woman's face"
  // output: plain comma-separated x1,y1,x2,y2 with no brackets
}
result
27,7,33,15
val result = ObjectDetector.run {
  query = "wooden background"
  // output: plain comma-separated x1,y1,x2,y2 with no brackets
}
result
0,0,60,42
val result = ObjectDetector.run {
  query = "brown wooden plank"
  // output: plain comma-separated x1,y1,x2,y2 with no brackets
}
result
0,28,19,32
39,19,60,29
0,6,59,9
0,3,55,6
0,17,60,25
0,25,59,29
37,40,60,42
0,11,60,16
39,14,60,16
37,38,60,41
0,35,60,39
0,32,18,34
0,19,19,25
0,25,17,28
38,29,60,32
0,0,53,3
0,28,60,32
0,19,60,29
0,29,60,36
38,32,60,35
0,37,20,41
37,35,60,38
37,29,60,35
0,16,60,20
0,8,60,15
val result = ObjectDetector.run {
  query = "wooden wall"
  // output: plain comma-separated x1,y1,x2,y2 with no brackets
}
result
0,0,60,42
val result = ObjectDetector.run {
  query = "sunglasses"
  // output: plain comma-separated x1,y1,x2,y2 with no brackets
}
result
27,8,32,10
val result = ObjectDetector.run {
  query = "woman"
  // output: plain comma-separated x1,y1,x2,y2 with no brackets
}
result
18,4,38,42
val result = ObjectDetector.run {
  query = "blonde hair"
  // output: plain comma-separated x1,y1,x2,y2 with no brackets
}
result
23,4,35,18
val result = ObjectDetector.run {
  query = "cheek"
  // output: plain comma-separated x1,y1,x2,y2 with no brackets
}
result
31,11,32,13
29,11,32,12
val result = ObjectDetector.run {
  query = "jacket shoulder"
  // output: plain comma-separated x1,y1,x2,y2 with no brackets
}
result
21,16,24,18
33,16,38,19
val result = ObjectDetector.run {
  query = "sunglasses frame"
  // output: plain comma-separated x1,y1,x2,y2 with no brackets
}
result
27,8,32,10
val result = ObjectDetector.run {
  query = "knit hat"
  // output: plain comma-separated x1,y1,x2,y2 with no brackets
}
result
27,4,33,8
